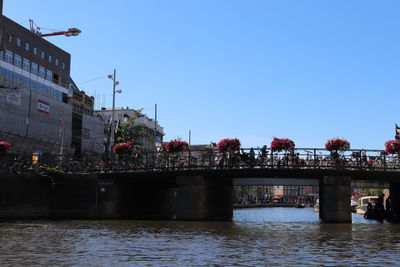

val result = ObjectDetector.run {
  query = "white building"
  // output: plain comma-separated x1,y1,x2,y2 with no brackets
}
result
95,107,164,152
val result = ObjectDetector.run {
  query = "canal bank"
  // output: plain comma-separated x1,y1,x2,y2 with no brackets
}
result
234,203,305,209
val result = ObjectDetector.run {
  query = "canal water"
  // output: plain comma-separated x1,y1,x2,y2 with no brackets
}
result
1,208,399,266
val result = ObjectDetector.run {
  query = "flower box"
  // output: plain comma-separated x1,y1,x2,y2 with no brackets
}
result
217,138,241,153
164,140,188,153
270,138,295,152
325,138,350,151
113,141,134,155
384,140,400,154
0,141,11,153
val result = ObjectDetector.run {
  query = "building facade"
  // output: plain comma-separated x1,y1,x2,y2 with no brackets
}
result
95,107,164,152
0,3,103,156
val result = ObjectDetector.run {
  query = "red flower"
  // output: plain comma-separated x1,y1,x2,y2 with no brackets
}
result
325,138,350,151
113,141,134,155
217,138,241,153
0,141,11,152
164,140,188,152
270,137,295,152
384,140,400,154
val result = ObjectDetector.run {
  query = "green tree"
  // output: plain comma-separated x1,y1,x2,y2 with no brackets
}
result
361,188,383,196
114,109,145,143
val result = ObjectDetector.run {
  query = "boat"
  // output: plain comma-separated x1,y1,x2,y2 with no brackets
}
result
351,198,359,213
296,203,305,208
355,196,379,215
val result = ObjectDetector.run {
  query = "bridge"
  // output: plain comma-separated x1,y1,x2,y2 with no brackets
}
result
1,147,400,223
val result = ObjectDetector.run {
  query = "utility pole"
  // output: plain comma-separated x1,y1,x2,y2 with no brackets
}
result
107,69,121,158
154,103,158,150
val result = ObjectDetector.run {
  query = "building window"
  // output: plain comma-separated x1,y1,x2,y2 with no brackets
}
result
25,42,30,51
23,58,30,71
62,62,65,69
7,34,12,42
16,38,21,46
46,69,52,81
13,54,22,68
31,62,38,75
48,55,52,63
0,51,3,61
33,47,37,55
41,51,45,59
5,50,13,63
55,58,59,66
38,66,45,78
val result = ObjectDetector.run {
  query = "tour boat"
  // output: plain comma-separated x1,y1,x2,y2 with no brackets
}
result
355,196,379,215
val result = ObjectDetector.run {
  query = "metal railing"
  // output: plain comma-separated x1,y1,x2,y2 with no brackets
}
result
0,147,398,174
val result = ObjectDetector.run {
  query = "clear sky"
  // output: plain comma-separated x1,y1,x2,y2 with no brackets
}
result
5,0,400,149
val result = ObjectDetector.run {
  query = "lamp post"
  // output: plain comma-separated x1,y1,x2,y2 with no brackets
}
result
107,69,121,158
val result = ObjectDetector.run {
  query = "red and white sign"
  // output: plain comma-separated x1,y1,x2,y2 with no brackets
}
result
37,99,50,114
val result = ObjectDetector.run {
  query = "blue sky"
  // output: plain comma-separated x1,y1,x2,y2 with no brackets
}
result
5,1,400,149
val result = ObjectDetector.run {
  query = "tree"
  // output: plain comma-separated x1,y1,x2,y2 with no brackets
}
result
114,109,145,144
361,188,383,196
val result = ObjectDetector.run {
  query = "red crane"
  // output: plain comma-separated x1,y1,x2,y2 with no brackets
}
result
29,19,81,38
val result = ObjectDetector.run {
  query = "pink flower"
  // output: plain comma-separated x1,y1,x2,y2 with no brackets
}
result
270,137,295,152
384,140,400,154
0,141,11,152
113,141,134,154
164,140,188,152
325,138,350,151
217,138,241,153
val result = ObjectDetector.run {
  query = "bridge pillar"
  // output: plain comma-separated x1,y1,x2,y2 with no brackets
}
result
319,176,351,223
176,176,233,221
390,182,400,223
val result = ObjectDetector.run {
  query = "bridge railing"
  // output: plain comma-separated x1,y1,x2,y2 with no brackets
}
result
0,147,398,174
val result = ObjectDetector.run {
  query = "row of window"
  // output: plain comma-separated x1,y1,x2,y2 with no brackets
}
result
0,66,63,101
7,33,66,69
1,50,57,83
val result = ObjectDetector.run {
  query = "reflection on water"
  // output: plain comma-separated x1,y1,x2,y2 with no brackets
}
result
1,208,400,266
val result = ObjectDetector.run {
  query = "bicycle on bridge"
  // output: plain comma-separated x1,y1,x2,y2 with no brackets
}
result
1,146,399,174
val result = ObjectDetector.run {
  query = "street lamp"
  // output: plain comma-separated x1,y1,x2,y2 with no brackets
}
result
107,69,121,157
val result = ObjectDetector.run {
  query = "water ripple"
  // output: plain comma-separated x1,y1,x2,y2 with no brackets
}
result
1,208,400,266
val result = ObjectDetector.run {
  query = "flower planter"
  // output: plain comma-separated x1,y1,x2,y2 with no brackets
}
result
270,138,295,152
0,141,11,153
164,140,188,153
113,141,134,155
325,138,350,151
217,138,241,153
384,140,400,154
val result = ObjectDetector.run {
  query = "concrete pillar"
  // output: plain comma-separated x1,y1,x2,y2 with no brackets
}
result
176,176,233,221
390,182,400,223
319,176,351,223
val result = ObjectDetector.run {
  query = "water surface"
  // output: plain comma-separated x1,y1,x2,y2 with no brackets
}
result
1,208,399,266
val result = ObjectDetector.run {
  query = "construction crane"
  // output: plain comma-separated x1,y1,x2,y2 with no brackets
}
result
29,19,81,38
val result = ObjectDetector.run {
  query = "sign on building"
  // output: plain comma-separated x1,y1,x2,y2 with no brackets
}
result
6,92,21,105
37,99,50,114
